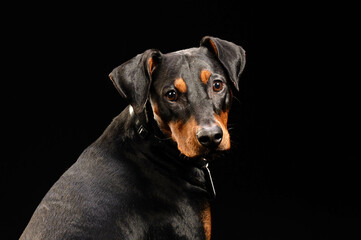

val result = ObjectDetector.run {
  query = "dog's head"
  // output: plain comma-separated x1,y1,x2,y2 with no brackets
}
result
109,36,245,158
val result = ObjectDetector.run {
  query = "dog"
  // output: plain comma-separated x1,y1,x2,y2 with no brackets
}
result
20,36,245,240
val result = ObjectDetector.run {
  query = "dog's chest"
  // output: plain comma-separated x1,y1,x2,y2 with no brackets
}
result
121,174,209,239
145,203,208,239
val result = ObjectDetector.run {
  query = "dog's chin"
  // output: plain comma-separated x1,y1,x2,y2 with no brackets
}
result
176,139,230,160
181,151,227,170
201,149,227,162
184,148,227,161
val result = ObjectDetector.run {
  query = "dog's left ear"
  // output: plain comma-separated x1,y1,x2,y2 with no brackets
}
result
109,49,161,115
200,36,246,91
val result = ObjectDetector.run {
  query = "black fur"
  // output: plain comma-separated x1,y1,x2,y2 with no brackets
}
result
20,36,245,240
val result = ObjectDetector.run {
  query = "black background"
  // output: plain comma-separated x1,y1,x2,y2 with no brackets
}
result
2,2,359,239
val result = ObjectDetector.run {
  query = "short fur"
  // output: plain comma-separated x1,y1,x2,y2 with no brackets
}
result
21,36,245,240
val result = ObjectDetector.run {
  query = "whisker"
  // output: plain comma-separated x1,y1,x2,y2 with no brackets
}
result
155,135,173,141
232,96,242,104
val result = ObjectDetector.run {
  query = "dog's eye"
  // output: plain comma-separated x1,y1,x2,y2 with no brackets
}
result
165,90,178,101
213,80,224,92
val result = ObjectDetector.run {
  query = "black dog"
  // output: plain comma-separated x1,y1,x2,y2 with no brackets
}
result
20,36,245,240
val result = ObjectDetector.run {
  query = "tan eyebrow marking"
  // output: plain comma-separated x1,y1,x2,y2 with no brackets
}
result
174,77,187,93
200,69,211,85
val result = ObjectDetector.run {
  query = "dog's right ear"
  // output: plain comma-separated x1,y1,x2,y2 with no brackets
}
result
109,49,161,115
200,36,246,91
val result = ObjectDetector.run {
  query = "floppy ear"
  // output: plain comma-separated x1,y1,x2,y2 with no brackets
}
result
200,36,246,91
109,49,161,115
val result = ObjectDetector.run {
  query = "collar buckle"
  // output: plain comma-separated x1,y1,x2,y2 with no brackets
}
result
129,105,149,139
201,158,216,199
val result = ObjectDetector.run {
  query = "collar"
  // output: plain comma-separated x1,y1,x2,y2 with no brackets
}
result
129,105,150,139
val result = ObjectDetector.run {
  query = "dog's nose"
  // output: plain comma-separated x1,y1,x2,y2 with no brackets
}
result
196,125,223,148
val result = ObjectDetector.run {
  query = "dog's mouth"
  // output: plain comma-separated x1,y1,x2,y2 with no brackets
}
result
177,142,230,160
169,118,230,158
198,147,229,160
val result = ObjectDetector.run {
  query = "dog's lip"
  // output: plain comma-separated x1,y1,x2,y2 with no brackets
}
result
181,144,226,159
194,148,223,161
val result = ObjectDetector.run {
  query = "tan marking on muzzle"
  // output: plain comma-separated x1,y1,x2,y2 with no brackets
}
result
214,111,230,150
168,116,202,157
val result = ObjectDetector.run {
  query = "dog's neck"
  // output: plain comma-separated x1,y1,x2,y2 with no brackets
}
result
124,104,216,198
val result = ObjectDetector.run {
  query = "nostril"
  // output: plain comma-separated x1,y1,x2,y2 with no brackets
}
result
214,133,223,142
198,135,211,145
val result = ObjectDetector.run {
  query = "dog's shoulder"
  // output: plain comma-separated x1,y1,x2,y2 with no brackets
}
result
21,107,146,239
